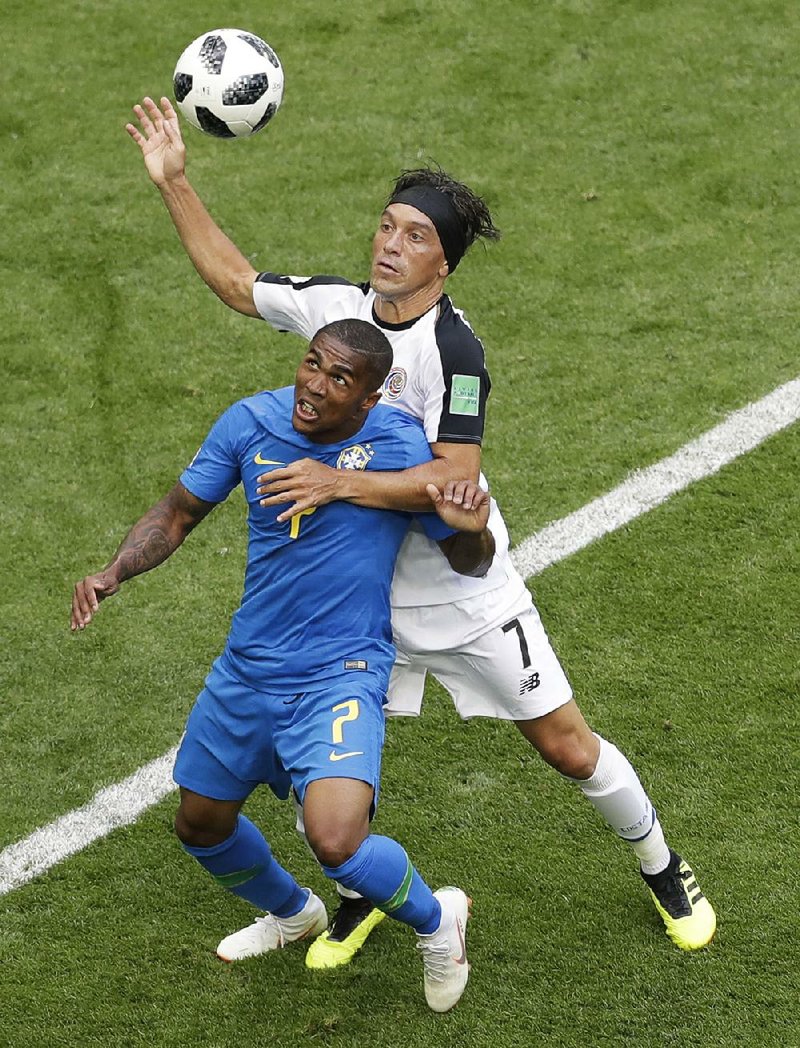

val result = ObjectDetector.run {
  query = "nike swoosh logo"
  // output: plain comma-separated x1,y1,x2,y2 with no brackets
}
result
254,453,286,466
452,917,467,965
329,750,365,762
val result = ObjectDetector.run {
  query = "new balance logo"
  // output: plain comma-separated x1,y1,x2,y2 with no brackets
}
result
519,672,541,695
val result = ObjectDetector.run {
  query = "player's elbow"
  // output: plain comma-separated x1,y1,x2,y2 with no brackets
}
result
440,530,496,577
453,551,495,578
214,268,260,317
430,442,482,487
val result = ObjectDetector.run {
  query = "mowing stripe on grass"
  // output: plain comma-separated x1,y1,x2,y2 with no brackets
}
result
1,377,799,896
511,378,800,578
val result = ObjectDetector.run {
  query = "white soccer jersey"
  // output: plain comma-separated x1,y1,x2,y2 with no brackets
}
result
252,272,528,609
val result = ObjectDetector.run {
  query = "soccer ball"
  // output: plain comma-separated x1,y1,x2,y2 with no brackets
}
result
173,28,284,138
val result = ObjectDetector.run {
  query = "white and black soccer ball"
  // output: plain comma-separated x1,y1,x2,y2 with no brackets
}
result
173,29,284,138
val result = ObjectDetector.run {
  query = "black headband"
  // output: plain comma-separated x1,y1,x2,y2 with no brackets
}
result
388,186,468,272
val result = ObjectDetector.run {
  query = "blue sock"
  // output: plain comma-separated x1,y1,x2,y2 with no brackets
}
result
182,814,307,918
323,835,441,934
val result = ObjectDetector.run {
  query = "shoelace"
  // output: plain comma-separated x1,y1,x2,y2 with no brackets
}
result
417,936,451,982
654,865,692,916
254,913,285,947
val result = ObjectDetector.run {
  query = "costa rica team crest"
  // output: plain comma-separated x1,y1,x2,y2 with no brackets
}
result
382,367,407,401
337,443,375,470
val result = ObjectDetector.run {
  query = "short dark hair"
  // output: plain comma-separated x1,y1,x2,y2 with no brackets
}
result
313,318,393,390
389,166,501,254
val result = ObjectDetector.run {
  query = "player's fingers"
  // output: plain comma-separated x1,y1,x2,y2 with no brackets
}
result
258,486,299,504
72,580,88,618
256,467,292,492
125,123,145,145
456,481,487,511
161,100,184,144
425,483,442,504
138,98,162,136
71,581,92,630
262,487,308,512
141,95,162,119
459,483,482,511
132,102,154,132
131,104,146,130
275,500,307,524
70,589,81,630
476,486,490,510
442,480,469,505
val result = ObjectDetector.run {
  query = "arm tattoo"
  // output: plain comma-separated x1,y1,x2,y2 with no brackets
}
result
111,501,180,582
107,484,213,583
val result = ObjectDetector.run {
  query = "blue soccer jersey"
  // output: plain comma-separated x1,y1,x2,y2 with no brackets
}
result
180,386,452,695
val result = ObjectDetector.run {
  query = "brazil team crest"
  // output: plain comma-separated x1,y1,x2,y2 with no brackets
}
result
337,443,375,470
382,367,407,401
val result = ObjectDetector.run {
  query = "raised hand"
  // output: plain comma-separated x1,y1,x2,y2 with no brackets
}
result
125,96,186,187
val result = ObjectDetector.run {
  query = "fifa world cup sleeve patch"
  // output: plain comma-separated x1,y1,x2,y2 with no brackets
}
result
449,374,481,416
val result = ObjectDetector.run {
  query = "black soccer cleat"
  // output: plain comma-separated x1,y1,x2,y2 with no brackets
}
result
641,849,716,950
305,895,387,969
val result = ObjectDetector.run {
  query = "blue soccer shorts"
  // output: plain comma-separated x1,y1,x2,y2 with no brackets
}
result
173,657,387,805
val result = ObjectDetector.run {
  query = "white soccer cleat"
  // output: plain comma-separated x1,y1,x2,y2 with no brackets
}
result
416,886,471,1012
216,890,328,962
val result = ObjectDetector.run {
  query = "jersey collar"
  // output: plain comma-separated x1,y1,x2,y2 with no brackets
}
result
371,296,444,331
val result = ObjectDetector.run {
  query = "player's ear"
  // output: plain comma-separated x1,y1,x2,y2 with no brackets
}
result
361,390,383,412
438,260,450,278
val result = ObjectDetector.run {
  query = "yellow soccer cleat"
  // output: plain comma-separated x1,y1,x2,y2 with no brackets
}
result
641,850,717,950
305,896,387,969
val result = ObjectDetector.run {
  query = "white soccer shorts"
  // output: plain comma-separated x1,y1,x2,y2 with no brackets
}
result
386,600,573,722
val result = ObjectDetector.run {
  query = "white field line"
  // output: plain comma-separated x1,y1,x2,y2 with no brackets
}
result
0,749,178,895
2,376,799,896
511,377,800,578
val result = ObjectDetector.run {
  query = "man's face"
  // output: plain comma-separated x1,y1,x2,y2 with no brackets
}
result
293,332,382,443
370,203,449,301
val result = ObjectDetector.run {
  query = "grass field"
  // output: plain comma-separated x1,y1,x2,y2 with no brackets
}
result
2,1,799,1045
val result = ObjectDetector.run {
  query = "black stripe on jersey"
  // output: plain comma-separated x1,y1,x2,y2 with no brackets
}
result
435,432,483,444
434,295,491,445
256,272,370,295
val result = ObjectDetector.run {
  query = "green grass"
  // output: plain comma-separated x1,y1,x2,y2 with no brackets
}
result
2,1,799,1045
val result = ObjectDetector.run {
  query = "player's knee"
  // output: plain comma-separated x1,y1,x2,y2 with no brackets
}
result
174,800,236,849
518,708,600,779
306,824,364,870
536,732,598,779
174,807,203,846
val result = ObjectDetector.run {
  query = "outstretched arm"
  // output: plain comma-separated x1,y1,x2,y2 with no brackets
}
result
430,481,496,578
71,482,216,631
258,441,481,521
125,96,259,317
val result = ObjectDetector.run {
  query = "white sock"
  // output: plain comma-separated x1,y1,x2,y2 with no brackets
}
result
574,734,670,874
